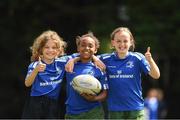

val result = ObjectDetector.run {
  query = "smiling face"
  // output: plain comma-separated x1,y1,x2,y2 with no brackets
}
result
111,31,132,58
77,36,97,63
42,39,59,64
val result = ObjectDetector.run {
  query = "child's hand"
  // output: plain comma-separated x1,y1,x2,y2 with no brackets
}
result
36,57,46,72
93,55,106,72
65,59,75,73
94,59,106,72
80,93,96,101
145,47,152,62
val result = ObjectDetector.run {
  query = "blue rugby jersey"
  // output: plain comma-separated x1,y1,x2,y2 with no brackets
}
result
65,61,108,114
100,51,150,111
144,97,158,119
25,56,71,100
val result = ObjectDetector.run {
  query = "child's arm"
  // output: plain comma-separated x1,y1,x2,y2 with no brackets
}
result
25,57,46,87
145,47,160,79
65,57,80,73
92,55,106,72
81,90,107,102
65,55,106,72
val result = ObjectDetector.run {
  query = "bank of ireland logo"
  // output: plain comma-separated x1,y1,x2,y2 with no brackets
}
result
126,61,134,68
117,70,122,74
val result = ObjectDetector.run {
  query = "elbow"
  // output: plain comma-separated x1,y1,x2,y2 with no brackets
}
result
99,90,108,102
157,73,160,79
98,97,106,102
149,69,160,79
153,73,160,79
25,81,31,87
100,96,107,102
154,75,160,80
156,70,161,79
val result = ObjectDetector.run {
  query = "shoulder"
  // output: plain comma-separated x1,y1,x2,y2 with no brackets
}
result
56,55,71,62
129,52,145,61
99,53,113,60
28,61,38,69
71,53,80,58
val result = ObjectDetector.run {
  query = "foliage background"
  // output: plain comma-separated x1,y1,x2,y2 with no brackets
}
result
0,0,180,118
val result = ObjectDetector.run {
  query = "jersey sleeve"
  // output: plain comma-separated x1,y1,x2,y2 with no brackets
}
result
56,56,69,67
71,53,80,58
57,53,78,64
135,52,151,75
98,53,112,62
25,62,38,80
56,53,80,68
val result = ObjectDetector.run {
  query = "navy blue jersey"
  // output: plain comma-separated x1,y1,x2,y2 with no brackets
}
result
100,52,150,111
26,56,71,100
65,61,108,114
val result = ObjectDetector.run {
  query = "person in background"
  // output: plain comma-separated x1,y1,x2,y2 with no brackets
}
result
144,88,168,120
144,88,159,120
157,88,168,119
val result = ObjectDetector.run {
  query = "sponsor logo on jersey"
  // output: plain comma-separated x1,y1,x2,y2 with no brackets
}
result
107,66,116,68
117,70,122,74
109,74,134,79
126,61,134,68
109,69,134,79
40,79,62,86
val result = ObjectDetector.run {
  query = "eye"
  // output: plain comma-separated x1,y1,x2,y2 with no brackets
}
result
123,39,129,43
115,39,121,43
52,46,58,49
44,46,49,49
89,44,94,48
80,44,86,47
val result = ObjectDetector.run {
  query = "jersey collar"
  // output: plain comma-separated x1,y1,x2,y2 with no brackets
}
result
113,51,130,60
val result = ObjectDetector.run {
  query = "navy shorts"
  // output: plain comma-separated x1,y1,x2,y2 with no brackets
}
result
22,96,59,119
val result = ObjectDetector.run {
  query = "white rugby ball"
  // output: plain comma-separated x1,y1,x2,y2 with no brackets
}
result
72,74,102,95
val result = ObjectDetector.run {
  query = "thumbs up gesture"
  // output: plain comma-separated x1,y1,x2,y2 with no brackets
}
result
145,47,152,62
36,57,46,72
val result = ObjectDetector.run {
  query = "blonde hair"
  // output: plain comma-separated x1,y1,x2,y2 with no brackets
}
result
111,27,135,51
76,32,100,49
30,30,67,62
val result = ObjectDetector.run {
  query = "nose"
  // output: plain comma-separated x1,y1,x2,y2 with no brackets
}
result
85,46,90,50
